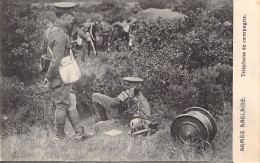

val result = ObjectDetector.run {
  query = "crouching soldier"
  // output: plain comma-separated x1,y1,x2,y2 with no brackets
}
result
92,77,154,129
43,2,93,140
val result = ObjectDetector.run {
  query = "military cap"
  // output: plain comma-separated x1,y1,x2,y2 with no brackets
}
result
123,77,144,84
53,2,76,15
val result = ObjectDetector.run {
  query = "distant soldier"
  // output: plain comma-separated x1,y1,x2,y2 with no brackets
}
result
42,2,93,140
92,77,152,123
83,20,99,57
70,22,89,61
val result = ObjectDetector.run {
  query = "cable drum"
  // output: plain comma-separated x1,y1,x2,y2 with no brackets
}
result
170,107,217,144
188,111,213,137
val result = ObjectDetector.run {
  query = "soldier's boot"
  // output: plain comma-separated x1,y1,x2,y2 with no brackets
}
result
52,109,67,140
93,103,108,123
67,109,94,141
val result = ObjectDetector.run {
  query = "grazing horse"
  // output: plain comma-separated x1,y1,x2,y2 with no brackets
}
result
108,19,138,52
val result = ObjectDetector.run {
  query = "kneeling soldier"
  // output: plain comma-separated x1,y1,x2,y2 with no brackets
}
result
92,77,152,124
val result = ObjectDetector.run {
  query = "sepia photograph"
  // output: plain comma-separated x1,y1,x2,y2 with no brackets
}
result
0,0,255,161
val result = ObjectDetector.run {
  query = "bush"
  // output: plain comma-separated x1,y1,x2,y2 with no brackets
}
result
93,7,232,118
139,0,172,10
83,1,133,24
1,0,42,81
132,9,232,115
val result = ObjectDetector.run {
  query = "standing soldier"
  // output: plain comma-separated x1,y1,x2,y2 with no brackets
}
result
70,21,89,62
42,2,93,140
91,77,152,123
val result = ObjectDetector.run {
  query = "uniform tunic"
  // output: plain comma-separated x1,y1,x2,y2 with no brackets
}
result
46,20,73,110
92,91,151,120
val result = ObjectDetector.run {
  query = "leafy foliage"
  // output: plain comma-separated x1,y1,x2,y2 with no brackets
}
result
1,1,44,81
138,0,172,9
82,1,134,24
94,8,232,117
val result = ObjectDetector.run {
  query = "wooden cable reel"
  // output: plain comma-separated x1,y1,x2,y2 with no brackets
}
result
170,107,217,144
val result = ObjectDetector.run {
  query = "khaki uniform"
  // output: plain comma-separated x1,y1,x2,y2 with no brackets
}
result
46,20,73,110
71,25,88,61
92,91,151,121
46,1,94,140
46,19,87,139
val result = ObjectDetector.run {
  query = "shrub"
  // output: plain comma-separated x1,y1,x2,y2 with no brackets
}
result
0,77,54,136
83,1,133,24
1,0,42,82
139,0,172,10
93,7,232,117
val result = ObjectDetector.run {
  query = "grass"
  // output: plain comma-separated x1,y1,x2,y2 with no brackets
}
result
1,107,232,161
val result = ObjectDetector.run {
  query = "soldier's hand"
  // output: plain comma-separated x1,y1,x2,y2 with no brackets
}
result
117,91,128,101
125,86,136,98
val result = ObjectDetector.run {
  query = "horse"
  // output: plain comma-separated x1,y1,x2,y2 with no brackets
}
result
107,19,139,52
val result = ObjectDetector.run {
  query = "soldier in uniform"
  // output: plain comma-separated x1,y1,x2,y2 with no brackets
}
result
91,77,152,123
70,21,89,62
42,2,93,140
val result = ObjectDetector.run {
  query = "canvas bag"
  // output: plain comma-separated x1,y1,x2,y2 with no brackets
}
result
59,49,81,84
76,35,83,45
48,42,81,84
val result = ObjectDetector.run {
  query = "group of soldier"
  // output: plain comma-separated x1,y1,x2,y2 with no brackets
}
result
40,2,152,141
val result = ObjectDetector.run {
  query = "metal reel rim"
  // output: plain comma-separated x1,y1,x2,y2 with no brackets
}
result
171,114,210,140
178,122,201,144
184,106,217,139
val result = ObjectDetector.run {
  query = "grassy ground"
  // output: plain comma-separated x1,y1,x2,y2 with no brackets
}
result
1,111,232,161
0,50,232,161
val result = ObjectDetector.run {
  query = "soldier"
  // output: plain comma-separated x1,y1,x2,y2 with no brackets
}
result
42,2,93,140
91,77,152,123
70,21,89,62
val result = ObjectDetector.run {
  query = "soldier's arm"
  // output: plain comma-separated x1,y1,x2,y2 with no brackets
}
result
110,91,129,108
46,32,66,82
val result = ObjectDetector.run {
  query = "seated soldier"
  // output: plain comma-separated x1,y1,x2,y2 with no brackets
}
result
91,77,152,124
